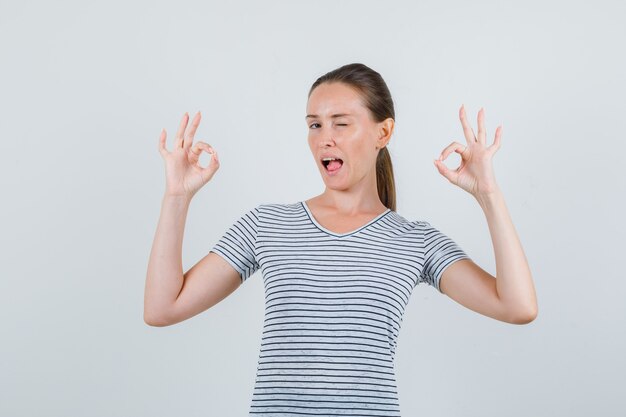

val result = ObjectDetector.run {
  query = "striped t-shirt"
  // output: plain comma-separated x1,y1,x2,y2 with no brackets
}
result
210,201,471,416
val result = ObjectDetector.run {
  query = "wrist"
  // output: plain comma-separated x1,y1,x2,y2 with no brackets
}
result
162,193,193,206
473,186,504,209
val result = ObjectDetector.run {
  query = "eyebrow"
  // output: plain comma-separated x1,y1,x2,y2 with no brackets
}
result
305,113,352,120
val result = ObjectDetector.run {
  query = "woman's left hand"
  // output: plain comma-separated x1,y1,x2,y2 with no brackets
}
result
434,104,502,198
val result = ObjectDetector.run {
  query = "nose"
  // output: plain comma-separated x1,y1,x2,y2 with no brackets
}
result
320,130,336,147
318,140,336,153
309,124,336,150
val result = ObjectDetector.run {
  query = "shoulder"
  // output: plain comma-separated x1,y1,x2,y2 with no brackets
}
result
383,212,451,242
373,210,429,237
252,201,305,222
409,219,434,232
256,201,300,210
256,201,302,213
389,210,437,234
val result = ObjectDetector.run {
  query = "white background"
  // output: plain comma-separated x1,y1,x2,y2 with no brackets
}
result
1,1,624,416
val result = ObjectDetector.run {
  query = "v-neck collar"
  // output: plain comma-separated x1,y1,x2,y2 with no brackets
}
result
301,201,391,237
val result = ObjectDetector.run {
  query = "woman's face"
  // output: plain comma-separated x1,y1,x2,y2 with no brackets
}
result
306,82,390,190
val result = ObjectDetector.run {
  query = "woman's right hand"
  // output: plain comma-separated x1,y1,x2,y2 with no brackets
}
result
158,111,219,199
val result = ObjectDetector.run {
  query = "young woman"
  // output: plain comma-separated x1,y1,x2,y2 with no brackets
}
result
144,63,537,416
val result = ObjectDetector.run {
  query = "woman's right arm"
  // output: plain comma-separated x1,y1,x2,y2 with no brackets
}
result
143,195,189,326
143,195,242,327
143,111,241,327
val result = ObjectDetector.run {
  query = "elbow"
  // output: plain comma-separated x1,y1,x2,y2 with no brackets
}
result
510,305,538,325
143,308,172,327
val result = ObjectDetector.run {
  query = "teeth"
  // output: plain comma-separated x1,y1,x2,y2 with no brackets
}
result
322,157,338,161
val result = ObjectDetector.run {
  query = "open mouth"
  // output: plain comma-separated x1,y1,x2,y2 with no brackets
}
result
322,158,344,172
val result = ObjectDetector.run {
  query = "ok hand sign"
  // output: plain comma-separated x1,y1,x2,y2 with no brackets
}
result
158,111,220,200
434,105,502,198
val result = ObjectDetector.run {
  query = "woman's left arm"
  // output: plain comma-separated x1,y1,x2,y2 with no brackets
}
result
433,105,538,324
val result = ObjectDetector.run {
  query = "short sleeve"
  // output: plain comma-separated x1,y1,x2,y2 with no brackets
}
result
209,205,260,283
418,221,471,294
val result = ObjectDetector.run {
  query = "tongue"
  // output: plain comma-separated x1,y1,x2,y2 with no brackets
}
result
328,160,342,171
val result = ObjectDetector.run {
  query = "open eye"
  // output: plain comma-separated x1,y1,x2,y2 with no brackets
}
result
309,123,320,129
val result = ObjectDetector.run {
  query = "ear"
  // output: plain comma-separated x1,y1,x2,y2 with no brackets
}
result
377,117,394,148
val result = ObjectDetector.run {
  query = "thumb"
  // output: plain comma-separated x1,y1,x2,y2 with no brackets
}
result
434,159,456,183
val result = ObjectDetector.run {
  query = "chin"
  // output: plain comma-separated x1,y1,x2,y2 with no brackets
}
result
321,179,351,191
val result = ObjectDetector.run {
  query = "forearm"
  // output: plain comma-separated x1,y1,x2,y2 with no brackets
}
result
144,194,192,324
475,188,537,319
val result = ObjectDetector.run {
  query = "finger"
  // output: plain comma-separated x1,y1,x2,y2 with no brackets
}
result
183,111,202,150
158,128,168,156
433,158,457,184
439,141,469,162
188,143,201,164
459,104,477,145
471,127,477,141
488,125,502,153
476,107,486,144
200,146,219,170
175,112,189,149
192,141,215,155
192,142,219,169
